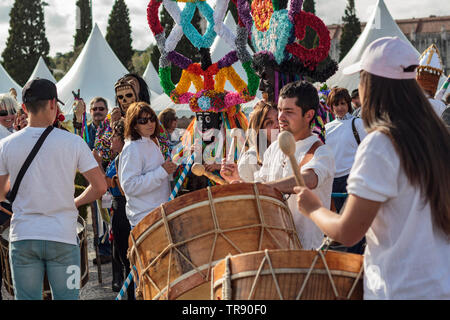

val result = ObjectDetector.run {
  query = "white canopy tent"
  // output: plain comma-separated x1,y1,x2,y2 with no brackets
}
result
57,24,129,117
327,0,419,91
143,60,164,96
0,63,22,101
27,56,57,84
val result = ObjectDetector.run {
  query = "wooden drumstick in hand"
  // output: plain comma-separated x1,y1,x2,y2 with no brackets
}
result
278,131,305,187
192,164,228,185
224,129,238,176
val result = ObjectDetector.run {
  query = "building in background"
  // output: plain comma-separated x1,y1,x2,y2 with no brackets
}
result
328,15,450,75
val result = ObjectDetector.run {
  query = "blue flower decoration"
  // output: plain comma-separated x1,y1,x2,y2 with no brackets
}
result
252,10,294,65
198,96,211,111
180,2,217,49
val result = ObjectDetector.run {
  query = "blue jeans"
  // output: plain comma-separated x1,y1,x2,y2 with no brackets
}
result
9,240,80,300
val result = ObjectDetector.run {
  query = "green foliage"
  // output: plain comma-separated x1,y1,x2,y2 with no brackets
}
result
106,0,134,71
74,0,92,49
48,45,83,80
75,184,88,220
75,171,88,187
150,6,202,84
301,0,317,50
1,0,50,86
132,47,152,76
339,0,361,61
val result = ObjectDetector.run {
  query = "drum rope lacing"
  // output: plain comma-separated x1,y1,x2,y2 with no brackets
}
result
128,184,300,300
217,239,364,300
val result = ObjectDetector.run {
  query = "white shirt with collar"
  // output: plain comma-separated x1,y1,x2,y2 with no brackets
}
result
118,137,170,227
255,134,335,249
325,113,367,178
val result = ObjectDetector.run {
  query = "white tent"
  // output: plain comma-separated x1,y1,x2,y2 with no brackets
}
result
0,63,22,100
327,0,419,91
143,60,164,96
57,24,129,116
27,56,57,84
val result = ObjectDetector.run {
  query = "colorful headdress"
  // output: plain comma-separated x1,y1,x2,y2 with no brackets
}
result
417,44,444,96
147,0,260,115
237,0,338,103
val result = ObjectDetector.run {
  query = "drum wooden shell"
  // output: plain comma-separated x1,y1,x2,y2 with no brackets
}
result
0,216,89,298
128,183,302,300
211,249,364,300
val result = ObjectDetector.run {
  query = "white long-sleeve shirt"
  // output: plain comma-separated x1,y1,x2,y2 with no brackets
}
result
325,114,367,178
118,137,170,227
255,135,335,249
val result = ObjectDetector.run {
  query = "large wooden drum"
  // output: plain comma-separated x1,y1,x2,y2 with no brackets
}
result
128,183,302,300
211,249,364,300
0,216,89,298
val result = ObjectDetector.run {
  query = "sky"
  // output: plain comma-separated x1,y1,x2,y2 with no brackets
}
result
0,0,449,57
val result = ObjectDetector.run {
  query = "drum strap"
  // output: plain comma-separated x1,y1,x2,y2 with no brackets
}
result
298,140,323,169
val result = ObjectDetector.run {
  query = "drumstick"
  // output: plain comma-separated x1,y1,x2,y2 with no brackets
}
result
278,131,305,187
0,206,12,216
224,131,238,177
192,163,228,185
226,129,238,163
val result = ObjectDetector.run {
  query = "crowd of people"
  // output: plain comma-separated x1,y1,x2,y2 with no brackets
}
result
0,37,449,300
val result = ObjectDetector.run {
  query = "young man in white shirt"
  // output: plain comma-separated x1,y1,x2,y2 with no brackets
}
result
222,81,335,249
0,78,107,300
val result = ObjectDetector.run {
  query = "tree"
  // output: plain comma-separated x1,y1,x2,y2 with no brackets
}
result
106,0,134,71
150,6,202,84
1,0,50,86
74,0,92,49
339,0,361,61
301,0,318,49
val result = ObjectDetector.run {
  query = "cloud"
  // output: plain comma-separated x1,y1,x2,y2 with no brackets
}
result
0,0,449,58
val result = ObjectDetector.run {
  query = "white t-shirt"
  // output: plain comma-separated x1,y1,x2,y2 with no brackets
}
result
0,125,12,141
347,131,450,299
118,137,170,227
237,145,261,183
255,135,335,249
325,115,367,178
0,127,98,245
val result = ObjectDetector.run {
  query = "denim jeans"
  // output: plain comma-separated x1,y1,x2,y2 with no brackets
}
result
9,240,80,300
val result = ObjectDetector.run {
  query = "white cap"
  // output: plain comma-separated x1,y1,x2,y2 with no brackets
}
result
343,37,419,80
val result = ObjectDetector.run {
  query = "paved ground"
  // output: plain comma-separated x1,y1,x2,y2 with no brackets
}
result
1,209,119,301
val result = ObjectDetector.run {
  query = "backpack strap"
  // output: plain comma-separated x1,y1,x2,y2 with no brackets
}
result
352,118,361,145
299,140,324,169
6,126,54,204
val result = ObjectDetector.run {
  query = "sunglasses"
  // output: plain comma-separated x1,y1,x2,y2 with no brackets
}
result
137,116,156,125
0,110,14,117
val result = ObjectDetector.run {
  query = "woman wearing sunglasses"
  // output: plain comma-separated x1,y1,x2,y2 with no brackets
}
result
118,102,178,228
0,93,21,140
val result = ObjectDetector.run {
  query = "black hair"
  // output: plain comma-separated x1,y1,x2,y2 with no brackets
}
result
279,80,320,116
